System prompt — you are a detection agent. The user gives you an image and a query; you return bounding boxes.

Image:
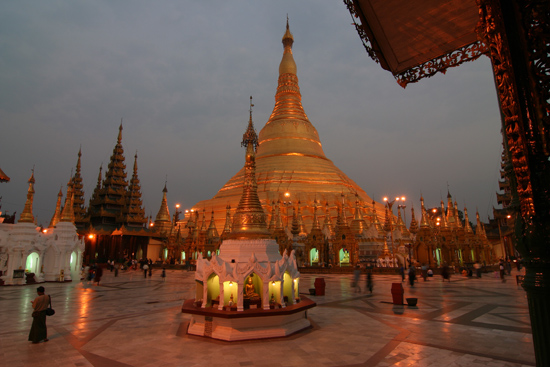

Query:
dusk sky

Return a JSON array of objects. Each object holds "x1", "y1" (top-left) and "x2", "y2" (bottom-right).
[{"x1": 0, "y1": 1, "x2": 503, "y2": 226}]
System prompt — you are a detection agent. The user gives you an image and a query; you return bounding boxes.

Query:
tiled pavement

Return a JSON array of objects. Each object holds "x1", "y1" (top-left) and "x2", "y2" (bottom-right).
[{"x1": 0, "y1": 267, "x2": 534, "y2": 367}]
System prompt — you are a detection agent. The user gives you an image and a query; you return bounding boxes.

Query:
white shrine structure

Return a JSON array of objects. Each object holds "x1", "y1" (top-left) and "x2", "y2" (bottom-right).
[
  {"x1": 0, "y1": 172, "x2": 84, "y2": 285},
  {"x1": 182, "y1": 101, "x2": 315, "y2": 341}
]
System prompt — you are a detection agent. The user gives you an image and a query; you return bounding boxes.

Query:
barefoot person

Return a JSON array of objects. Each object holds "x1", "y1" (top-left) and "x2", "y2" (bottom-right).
[{"x1": 29, "y1": 286, "x2": 50, "y2": 344}]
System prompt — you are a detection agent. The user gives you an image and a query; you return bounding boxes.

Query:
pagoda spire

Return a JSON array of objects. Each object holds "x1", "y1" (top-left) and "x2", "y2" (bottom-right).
[
  {"x1": 268, "y1": 201, "x2": 277, "y2": 231},
  {"x1": 371, "y1": 200, "x2": 384, "y2": 235},
  {"x1": 420, "y1": 195, "x2": 430, "y2": 228},
  {"x1": 440, "y1": 200, "x2": 448, "y2": 228},
  {"x1": 409, "y1": 207, "x2": 418, "y2": 234},
  {"x1": 49, "y1": 187, "x2": 63, "y2": 228},
  {"x1": 295, "y1": 200, "x2": 307, "y2": 236},
  {"x1": 60, "y1": 175, "x2": 75, "y2": 223},
  {"x1": 454, "y1": 200, "x2": 463, "y2": 229},
  {"x1": 229, "y1": 98, "x2": 270, "y2": 239},
  {"x1": 19, "y1": 169, "x2": 35, "y2": 223},
  {"x1": 322, "y1": 202, "x2": 334, "y2": 237},
  {"x1": 259, "y1": 18, "x2": 324, "y2": 159},
  {"x1": 464, "y1": 206, "x2": 474, "y2": 233},
  {"x1": 88, "y1": 124, "x2": 128, "y2": 228},
  {"x1": 72, "y1": 148, "x2": 87, "y2": 227},
  {"x1": 121, "y1": 153, "x2": 146, "y2": 227},
  {"x1": 206, "y1": 209, "x2": 219, "y2": 238},
  {"x1": 154, "y1": 182, "x2": 171, "y2": 234},
  {"x1": 311, "y1": 200, "x2": 321, "y2": 231},
  {"x1": 275, "y1": 200, "x2": 284, "y2": 230},
  {"x1": 222, "y1": 205, "x2": 232, "y2": 237}
]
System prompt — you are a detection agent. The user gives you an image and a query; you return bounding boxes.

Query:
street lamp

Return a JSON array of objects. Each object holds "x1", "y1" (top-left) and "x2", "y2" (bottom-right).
[{"x1": 174, "y1": 204, "x2": 182, "y2": 226}]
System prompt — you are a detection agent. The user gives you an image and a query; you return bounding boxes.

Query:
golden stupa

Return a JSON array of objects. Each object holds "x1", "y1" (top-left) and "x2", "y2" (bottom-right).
[{"x1": 192, "y1": 20, "x2": 385, "y2": 230}]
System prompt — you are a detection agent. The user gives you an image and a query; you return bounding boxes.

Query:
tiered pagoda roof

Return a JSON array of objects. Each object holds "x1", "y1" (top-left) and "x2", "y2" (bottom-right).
[
  {"x1": 72, "y1": 148, "x2": 88, "y2": 229},
  {"x1": 118, "y1": 153, "x2": 147, "y2": 227},
  {"x1": 88, "y1": 124, "x2": 130, "y2": 229}
]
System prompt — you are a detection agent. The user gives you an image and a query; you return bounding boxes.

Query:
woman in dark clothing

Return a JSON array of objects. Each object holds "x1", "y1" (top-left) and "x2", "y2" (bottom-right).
[{"x1": 29, "y1": 286, "x2": 50, "y2": 343}]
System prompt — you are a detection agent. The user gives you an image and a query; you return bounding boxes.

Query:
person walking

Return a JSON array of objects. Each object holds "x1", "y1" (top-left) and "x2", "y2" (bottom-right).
[
  {"x1": 94, "y1": 265, "x2": 103, "y2": 285},
  {"x1": 161, "y1": 268, "x2": 166, "y2": 281},
  {"x1": 29, "y1": 286, "x2": 50, "y2": 344},
  {"x1": 400, "y1": 266, "x2": 405, "y2": 282},
  {"x1": 366, "y1": 271, "x2": 373, "y2": 294},
  {"x1": 408, "y1": 266, "x2": 416, "y2": 286},
  {"x1": 441, "y1": 264, "x2": 451, "y2": 282},
  {"x1": 353, "y1": 265, "x2": 361, "y2": 293},
  {"x1": 499, "y1": 260, "x2": 506, "y2": 282},
  {"x1": 143, "y1": 263, "x2": 149, "y2": 278},
  {"x1": 421, "y1": 263, "x2": 428, "y2": 281}
]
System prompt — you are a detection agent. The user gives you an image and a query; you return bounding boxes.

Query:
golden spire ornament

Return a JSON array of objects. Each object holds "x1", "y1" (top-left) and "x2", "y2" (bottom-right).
[
  {"x1": 19, "y1": 169, "x2": 36, "y2": 223},
  {"x1": 229, "y1": 97, "x2": 270, "y2": 239}
]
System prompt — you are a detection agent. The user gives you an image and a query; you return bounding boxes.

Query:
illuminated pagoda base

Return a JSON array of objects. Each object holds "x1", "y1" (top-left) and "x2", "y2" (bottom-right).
[{"x1": 182, "y1": 240, "x2": 315, "y2": 341}]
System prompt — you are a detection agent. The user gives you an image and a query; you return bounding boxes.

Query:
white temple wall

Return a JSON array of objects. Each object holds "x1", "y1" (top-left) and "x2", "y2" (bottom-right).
[{"x1": 0, "y1": 221, "x2": 83, "y2": 285}]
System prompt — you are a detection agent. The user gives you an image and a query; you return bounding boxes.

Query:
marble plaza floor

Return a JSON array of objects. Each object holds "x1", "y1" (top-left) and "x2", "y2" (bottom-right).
[{"x1": 0, "y1": 267, "x2": 535, "y2": 367}]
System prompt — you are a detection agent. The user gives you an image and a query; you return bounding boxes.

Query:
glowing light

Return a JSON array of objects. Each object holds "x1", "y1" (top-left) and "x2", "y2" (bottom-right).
[
  {"x1": 432, "y1": 209, "x2": 437, "y2": 213},
  {"x1": 229, "y1": 281, "x2": 233, "y2": 286},
  {"x1": 401, "y1": 196, "x2": 406, "y2": 201},
  {"x1": 42, "y1": 229, "x2": 48, "y2": 233},
  {"x1": 88, "y1": 234, "x2": 95, "y2": 239},
  {"x1": 272, "y1": 281, "x2": 276, "y2": 286},
  {"x1": 507, "y1": 214, "x2": 512, "y2": 219},
  {"x1": 284, "y1": 192, "x2": 290, "y2": 198},
  {"x1": 176, "y1": 204, "x2": 180, "y2": 209},
  {"x1": 383, "y1": 197, "x2": 388, "y2": 202}
]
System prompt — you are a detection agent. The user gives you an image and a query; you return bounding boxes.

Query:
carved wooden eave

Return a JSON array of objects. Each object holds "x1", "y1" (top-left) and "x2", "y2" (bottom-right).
[{"x1": 344, "y1": 0, "x2": 489, "y2": 87}]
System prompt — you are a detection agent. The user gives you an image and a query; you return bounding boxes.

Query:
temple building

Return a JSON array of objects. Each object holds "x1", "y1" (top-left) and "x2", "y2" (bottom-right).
[
  {"x1": 82, "y1": 124, "x2": 151, "y2": 263},
  {"x1": 0, "y1": 171, "x2": 84, "y2": 285},
  {"x1": 183, "y1": 20, "x2": 388, "y2": 267}
]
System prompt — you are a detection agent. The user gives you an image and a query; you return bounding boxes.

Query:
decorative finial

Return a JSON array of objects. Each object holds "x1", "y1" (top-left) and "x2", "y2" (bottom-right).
[
  {"x1": 117, "y1": 121, "x2": 123, "y2": 144},
  {"x1": 242, "y1": 96, "x2": 258, "y2": 150}
]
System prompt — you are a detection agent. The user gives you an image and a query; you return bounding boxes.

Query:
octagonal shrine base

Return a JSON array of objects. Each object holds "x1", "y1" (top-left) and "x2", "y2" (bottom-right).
[{"x1": 182, "y1": 297, "x2": 316, "y2": 341}]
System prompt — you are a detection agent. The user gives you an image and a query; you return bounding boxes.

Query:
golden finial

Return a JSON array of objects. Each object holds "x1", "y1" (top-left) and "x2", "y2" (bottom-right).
[
  {"x1": 118, "y1": 119, "x2": 123, "y2": 144},
  {"x1": 61, "y1": 174, "x2": 75, "y2": 223},
  {"x1": 19, "y1": 168, "x2": 36, "y2": 223},
  {"x1": 229, "y1": 101, "x2": 270, "y2": 239},
  {"x1": 279, "y1": 17, "x2": 296, "y2": 75}
]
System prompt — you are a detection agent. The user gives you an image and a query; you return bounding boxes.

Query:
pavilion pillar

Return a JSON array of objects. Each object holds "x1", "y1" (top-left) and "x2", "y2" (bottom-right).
[{"x1": 477, "y1": 1, "x2": 550, "y2": 365}]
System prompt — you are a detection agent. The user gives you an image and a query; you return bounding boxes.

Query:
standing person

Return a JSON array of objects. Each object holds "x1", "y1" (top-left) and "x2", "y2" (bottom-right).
[
  {"x1": 143, "y1": 263, "x2": 149, "y2": 278},
  {"x1": 148, "y1": 262, "x2": 153, "y2": 277},
  {"x1": 366, "y1": 271, "x2": 373, "y2": 294},
  {"x1": 94, "y1": 265, "x2": 103, "y2": 285},
  {"x1": 399, "y1": 266, "x2": 405, "y2": 282},
  {"x1": 474, "y1": 262, "x2": 482, "y2": 278},
  {"x1": 161, "y1": 268, "x2": 166, "y2": 281},
  {"x1": 441, "y1": 264, "x2": 450, "y2": 282},
  {"x1": 29, "y1": 286, "x2": 50, "y2": 344},
  {"x1": 353, "y1": 265, "x2": 361, "y2": 293},
  {"x1": 421, "y1": 263, "x2": 428, "y2": 281},
  {"x1": 408, "y1": 266, "x2": 416, "y2": 286},
  {"x1": 499, "y1": 260, "x2": 506, "y2": 282},
  {"x1": 114, "y1": 263, "x2": 119, "y2": 277}
]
